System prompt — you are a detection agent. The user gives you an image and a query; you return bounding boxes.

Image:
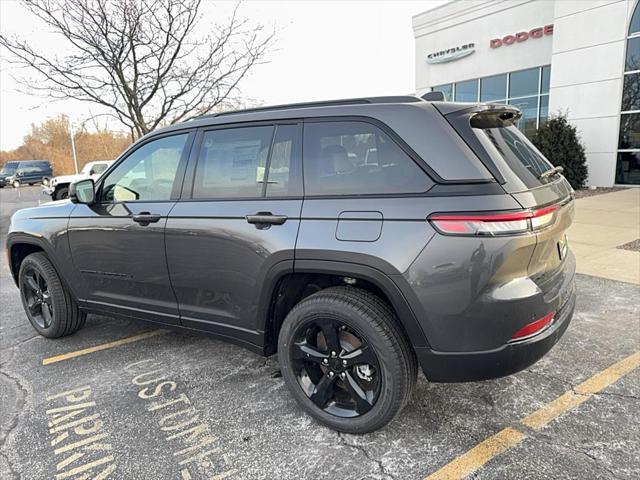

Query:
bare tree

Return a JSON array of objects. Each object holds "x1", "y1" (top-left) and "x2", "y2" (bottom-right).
[{"x1": 1, "y1": 0, "x2": 275, "y2": 138}]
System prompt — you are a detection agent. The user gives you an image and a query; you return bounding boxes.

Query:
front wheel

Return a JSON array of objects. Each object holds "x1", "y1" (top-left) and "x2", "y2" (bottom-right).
[
  {"x1": 54, "y1": 186, "x2": 69, "y2": 200},
  {"x1": 12, "y1": 180, "x2": 20, "y2": 188},
  {"x1": 278, "y1": 286, "x2": 417, "y2": 434},
  {"x1": 19, "y1": 252, "x2": 86, "y2": 338}
]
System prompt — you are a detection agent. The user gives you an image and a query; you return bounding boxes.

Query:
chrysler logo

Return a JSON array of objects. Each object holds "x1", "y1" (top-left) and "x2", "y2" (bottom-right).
[{"x1": 426, "y1": 43, "x2": 475, "y2": 64}]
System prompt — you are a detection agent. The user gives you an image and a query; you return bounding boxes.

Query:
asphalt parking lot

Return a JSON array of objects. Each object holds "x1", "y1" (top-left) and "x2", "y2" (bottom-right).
[{"x1": 1, "y1": 186, "x2": 639, "y2": 480}]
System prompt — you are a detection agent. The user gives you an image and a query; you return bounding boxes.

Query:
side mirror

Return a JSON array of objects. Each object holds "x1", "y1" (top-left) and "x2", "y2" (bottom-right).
[
  {"x1": 69, "y1": 179, "x2": 95, "y2": 204},
  {"x1": 16, "y1": 171, "x2": 24, "y2": 177}
]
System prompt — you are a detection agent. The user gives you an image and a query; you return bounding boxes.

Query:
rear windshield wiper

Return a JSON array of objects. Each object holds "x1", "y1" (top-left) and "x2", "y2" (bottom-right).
[{"x1": 539, "y1": 166, "x2": 564, "y2": 180}]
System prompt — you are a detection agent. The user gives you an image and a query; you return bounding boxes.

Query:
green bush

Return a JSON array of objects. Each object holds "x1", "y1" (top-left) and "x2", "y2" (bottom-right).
[{"x1": 532, "y1": 114, "x2": 588, "y2": 189}]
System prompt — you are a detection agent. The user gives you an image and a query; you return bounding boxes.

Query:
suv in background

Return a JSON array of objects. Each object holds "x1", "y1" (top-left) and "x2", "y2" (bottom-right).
[
  {"x1": 42, "y1": 160, "x2": 114, "y2": 200},
  {"x1": 7, "y1": 96, "x2": 576, "y2": 433},
  {"x1": 0, "y1": 160, "x2": 52, "y2": 188}
]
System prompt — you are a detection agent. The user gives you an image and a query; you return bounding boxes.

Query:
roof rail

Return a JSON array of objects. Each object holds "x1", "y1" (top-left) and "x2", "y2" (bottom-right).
[{"x1": 194, "y1": 96, "x2": 423, "y2": 120}]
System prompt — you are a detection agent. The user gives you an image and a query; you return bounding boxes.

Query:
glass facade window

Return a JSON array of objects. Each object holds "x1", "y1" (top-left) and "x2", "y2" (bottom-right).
[
  {"x1": 509, "y1": 68, "x2": 539, "y2": 98},
  {"x1": 619, "y1": 113, "x2": 640, "y2": 149},
  {"x1": 616, "y1": 152, "x2": 640, "y2": 184},
  {"x1": 541, "y1": 66, "x2": 551, "y2": 94},
  {"x1": 617, "y1": 1, "x2": 640, "y2": 184},
  {"x1": 480, "y1": 74, "x2": 507, "y2": 102},
  {"x1": 626, "y1": 36, "x2": 640, "y2": 72},
  {"x1": 539, "y1": 95, "x2": 549, "y2": 127},
  {"x1": 432, "y1": 84, "x2": 453, "y2": 101},
  {"x1": 454, "y1": 79, "x2": 478, "y2": 102},
  {"x1": 630, "y1": 3, "x2": 640, "y2": 35},
  {"x1": 622, "y1": 72, "x2": 640, "y2": 112},
  {"x1": 511, "y1": 96, "x2": 539, "y2": 138},
  {"x1": 433, "y1": 66, "x2": 549, "y2": 139}
]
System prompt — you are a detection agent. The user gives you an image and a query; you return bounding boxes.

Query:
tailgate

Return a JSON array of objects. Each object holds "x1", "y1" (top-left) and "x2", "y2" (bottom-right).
[{"x1": 443, "y1": 104, "x2": 576, "y2": 290}]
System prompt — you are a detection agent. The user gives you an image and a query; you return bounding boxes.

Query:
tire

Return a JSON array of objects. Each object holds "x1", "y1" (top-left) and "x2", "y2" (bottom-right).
[
  {"x1": 29, "y1": 183, "x2": 35, "y2": 186},
  {"x1": 12, "y1": 180, "x2": 20, "y2": 188},
  {"x1": 18, "y1": 252, "x2": 86, "y2": 338},
  {"x1": 278, "y1": 286, "x2": 417, "y2": 434},
  {"x1": 54, "y1": 186, "x2": 69, "y2": 200}
]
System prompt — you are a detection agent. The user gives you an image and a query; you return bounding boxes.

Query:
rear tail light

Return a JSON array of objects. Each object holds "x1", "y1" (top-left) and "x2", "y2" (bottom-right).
[
  {"x1": 509, "y1": 311, "x2": 555, "y2": 342},
  {"x1": 430, "y1": 204, "x2": 559, "y2": 236}
]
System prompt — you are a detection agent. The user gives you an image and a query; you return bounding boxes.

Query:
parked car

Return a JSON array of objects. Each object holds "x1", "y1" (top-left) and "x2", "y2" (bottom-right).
[
  {"x1": 0, "y1": 160, "x2": 52, "y2": 188},
  {"x1": 42, "y1": 160, "x2": 114, "y2": 200},
  {"x1": 7, "y1": 96, "x2": 576, "y2": 433}
]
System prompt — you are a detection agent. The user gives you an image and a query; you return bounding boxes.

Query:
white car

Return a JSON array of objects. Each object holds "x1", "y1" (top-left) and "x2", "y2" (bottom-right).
[{"x1": 42, "y1": 160, "x2": 114, "y2": 200}]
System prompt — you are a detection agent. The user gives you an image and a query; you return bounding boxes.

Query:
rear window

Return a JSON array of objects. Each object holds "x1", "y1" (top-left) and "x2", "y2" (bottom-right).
[{"x1": 473, "y1": 124, "x2": 554, "y2": 189}]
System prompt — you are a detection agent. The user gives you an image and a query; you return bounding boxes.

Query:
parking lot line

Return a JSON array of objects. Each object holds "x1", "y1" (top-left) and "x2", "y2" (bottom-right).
[
  {"x1": 42, "y1": 330, "x2": 168, "y2": 365},
  {"x1": 425, "y1": 351, "x2": 640, "y2": 480}
]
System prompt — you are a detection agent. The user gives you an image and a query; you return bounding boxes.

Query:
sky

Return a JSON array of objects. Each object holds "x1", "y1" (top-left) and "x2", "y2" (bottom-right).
[{"x1": 0, "y1": 0, "x2": 447, "y2": 151}]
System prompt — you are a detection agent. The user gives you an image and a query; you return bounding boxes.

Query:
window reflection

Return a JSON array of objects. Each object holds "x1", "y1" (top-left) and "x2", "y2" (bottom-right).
[
  {"x1": 630, "y1": 1, "x2": 640, "y2": 35},
  {"x1": 539, "y1": 95, "x2": 549, "y2": 127},
  {"x1": 541, "y1": 66, "x2": 551, "y2": 94},
  {"x1": 626, "y1": 37, "x2": 640, "y2": 72},
  {"x1": 622, "y1": 72, "x2": 640, "y2": 111},
  {"x1": 454, "y1": 79, "x2": 478, "y2": 102},
  {"x1": 509, "y1": 96, "x2": 538, "y2": 138},
  {"x1": 432, "y1": 84, "x2": 453, "y2": 101},
  {"x1": 616, "y1": 152, "x2": 640, "y2": 184},
  {"x1": 509, "y1": 68, "x2": 539, "y2": 98},
  {"x1": 619, "y1": 113, "x2": 640, "y2": 149},
  {"x1": 480, "y1": 74, "x2": 507, "y2": 102}
]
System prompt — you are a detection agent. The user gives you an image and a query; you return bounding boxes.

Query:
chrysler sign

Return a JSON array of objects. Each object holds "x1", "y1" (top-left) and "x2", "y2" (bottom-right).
[{"x1": 426, "y1": 43, "x2": 475, "y2": 64}]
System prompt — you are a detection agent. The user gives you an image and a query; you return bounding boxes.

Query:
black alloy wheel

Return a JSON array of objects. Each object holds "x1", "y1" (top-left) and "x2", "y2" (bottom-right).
[
  {"x1": 21, "y1": 266, "x2": 54, "y2": 329},
  {"x1": 18, "y1": 252, "x2": 86, "y2": 338},
  {"x1": 291, "y1": 318, "x2": 381, "y2": 417},
  {"x1": 278, "y1": 286, "x2": 417, "y2": 433}
]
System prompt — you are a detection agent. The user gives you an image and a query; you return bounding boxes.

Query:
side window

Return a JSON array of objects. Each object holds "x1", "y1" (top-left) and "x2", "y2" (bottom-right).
[
  {"x1": 265, "y1": 124, "x2": 301, "y2": 197},
  {"x1": 92, "y1": 163, "x2": 109, "y2": 174},
  {"x1": 193, "y1": 126, "x2": 273, "y2": 199},
  {"x1": 100, "y1": 133, "x2": 188, "y2": 202},
  {"x1": 303, "y1": 121, "x2": 432, "y2": 196}
]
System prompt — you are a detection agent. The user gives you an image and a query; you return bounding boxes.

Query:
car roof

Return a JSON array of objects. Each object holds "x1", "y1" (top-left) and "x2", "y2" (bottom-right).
[{"x1": 152, "y1": 96, "x2": 430, "y2": 135}]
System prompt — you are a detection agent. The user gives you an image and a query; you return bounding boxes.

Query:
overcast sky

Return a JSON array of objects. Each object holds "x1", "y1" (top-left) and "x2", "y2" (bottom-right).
[{"x1": 0, "y1": 0, "x2": 446, "y2": 151}]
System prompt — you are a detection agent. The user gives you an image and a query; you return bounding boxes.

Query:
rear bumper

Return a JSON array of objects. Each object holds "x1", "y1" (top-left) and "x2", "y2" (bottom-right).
[{"x1": 416, "y1": 280, "x2": 575, "y2": 382}]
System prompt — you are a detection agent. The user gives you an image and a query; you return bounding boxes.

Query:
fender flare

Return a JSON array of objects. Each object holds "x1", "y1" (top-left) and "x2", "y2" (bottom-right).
[
  {"x1": 261, "y1": 258, "x2": 431, "y2": 350},
  {"x1": 6, "y1": 233, "x2": 81, "y2": 302}
]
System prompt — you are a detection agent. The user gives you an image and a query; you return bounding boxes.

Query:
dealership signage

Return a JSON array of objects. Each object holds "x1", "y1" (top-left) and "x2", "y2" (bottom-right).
[
  {"x1": 490, "y1": 24, "x2": 554, "y2": 48},
  {"x1": 426, "y1": 43, "x2": 475, "y2": 64}
]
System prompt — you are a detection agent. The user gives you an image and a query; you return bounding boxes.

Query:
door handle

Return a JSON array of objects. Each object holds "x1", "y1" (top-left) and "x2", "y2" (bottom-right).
[
  {"x1": 245, "y1": 212, "x2": 288, "y2": 229},
  {"x1": 132, "y1": 212, "x2": 162, "y2": 225}
]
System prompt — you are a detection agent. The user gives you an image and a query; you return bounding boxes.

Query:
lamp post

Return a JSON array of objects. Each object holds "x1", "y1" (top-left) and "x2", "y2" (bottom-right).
[{"x1": 69, "y1": 125, "x2": 79, "y2": 174}]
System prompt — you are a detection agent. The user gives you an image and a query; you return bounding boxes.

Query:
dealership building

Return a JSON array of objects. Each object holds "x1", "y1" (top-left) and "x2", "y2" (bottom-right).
[{"x1": 413, "y1": 0, "x2": 640, "y2": 186}]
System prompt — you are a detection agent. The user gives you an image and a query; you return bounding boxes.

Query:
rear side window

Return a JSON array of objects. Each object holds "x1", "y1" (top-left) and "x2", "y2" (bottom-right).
[
  {"x1": 193, "y1": 124, "x2": 301, "y2": 199},
  {"x1": 303, "y1": 121, "x2": 431, "y2": 196},
  {"x1": 473, "y1": 125, "x2": 553, "y2": 188}
]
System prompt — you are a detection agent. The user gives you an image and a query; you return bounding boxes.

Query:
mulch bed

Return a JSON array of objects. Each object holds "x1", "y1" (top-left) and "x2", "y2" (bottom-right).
[{"x1": 617, "y1": 239, "x2": 640, "y2": 252}]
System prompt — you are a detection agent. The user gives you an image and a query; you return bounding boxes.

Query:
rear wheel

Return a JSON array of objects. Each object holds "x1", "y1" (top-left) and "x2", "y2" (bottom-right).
[
  {"x1": 19, "y1": 253, "x2": 86, "y2": 338},
  {"x1": 278, "y1": 286, "x2": 417, "y2": 433},
  {"x1": 54, "y1": 186, "x2": 69, "y2": 200}
]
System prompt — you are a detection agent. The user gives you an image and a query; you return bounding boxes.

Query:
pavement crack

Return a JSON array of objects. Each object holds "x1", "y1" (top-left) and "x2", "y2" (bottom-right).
[
  {"x1": 337, "y1": 433, "x2": 396, "y2": 480},
  {"x1": 0, "y1": 368, "x2": 29, "y2": 480},
  {"x1": 589, "y1": 391, "x2": 640, "y2": 401},
  {"x1": 527, "y1": 431, "x2": 626, "y2": 480}
]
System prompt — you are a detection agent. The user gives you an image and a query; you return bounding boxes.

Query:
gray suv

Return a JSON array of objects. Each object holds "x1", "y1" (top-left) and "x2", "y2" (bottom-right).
[{"x1": 7, "y1": 96, "x2": 576, "y2": 433}]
